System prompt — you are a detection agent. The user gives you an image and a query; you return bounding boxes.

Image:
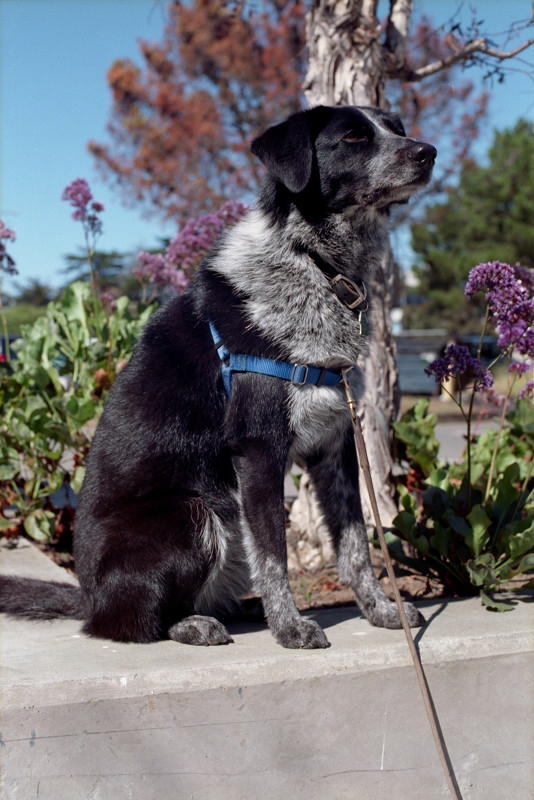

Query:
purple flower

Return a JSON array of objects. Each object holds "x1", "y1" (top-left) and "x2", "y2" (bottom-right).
[
  {"x1": 62, "y1": 179, "x2": 104, "y2": 239},
  {"x1": 465, "y1": 261, "x2": 534, "y2": 360},
  {"x1": 0, "y1": 221, "x2": 16, "y2": 243},
  {"x1": 134, "y1": 201, "x2": 249, "y2": 298},
  {"x1": 0, "y1": 219, "x2": 17, "y2": 276},
  {"x1": 519, "y1": 379, "x2": 534, "y2": 401},
  {"x1": 508, "y1": 361, "x2": 531, "y2": 376},
  {"x1": 425, "y1": 344, "x2": 494, "y2": 392},
  {"x1": 484, "y1": 387, "x2": 507, "y2": 408},
  {"x1": 166, "y1": 201, "x2": 249, "y2": 272},
  {"x1": 62, "y1": 178, "x2": 93, "y2": 220}
]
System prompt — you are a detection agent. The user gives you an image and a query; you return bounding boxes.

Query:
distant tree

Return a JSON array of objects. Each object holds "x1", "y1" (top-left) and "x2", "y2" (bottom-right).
[
  {"x1": 62, "y1": 249, "x2": 129, "y2": 290},
  {"x1": 12, "y1": 279, "x2": 55, "y2": 307},
  {"x1": 407, "y1": 119, "x2": 534, "y2": 333},
  {"x1": 89, "y1": 0, "x2": 307, "y2": 221}
]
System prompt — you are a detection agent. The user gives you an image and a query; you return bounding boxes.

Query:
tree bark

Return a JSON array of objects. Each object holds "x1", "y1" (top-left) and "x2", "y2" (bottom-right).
[{"x1": 290, "y1": 1, "x2": 411, "y2": 555}]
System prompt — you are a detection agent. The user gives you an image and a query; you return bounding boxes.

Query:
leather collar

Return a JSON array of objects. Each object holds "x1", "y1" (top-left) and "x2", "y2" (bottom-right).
[{"x1": 308, "y1": 251, "x2": 368, "y2": 313}]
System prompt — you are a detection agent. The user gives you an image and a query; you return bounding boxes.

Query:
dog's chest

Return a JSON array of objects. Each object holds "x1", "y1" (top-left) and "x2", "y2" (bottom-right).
[{"x1": 287, "y1": 383, "x2": 348, "y2": 461}]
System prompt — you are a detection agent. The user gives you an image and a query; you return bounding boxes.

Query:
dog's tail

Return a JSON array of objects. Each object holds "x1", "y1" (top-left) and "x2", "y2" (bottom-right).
[{"x1": 0, "y1": 576, "x2": 84, "y2": 620}]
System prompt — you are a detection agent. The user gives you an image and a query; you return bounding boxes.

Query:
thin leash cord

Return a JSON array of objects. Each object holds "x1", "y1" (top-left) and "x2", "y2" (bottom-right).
[{"x1": 341, "y1": 370, "x2": 463, "y2": 800}]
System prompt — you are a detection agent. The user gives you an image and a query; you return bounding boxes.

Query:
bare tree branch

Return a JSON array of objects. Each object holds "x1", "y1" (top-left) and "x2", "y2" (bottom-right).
[{"x1": 398, "y1": 35, "x2": 534, "y2": 82}]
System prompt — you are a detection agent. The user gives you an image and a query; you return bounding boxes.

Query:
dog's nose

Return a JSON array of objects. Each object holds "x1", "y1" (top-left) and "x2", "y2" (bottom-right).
[{"x1": 410, "y1": 143, "x2": 437, "y2": 165}]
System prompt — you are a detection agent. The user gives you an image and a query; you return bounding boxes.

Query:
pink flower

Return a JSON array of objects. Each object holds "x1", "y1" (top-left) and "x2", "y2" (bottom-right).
[
  {"x1": 134, "y1": 201, "x2": 249, "y2": 298},
  {"x1": 62, "y1": 179, "x2": 104, "y2": 237},
  {"x1": 0, "y1": 218, "x2": 17, "y2": 276},
  {"x1": 0, "y1": 220, "x2": 16, "y2": 242}
]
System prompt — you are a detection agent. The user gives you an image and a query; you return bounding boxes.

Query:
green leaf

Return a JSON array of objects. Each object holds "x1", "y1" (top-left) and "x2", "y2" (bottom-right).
[
  {"x1": 422, "y1": 485, "x2": 450, "y2": 517},
  {"x1": 393, "y1": 510, "x2": 416, "y2": 542},
  {"x1": 480, "y1": 591, "x2": 515, "y2": 612},
  {"x1": 0, "y1": 464, "x2": 17, "y2": 480},
  {"x1": 466, "y1": 505, "x2": 491, "y2": 557},
  {"x1": 66, "y1": 397, "x2": 79, "y2": 415},
  {"x1": 0, "y1": 516, "x2": 19, "y2": 530},
  {"x1": 443, "y1": 510, "x2": 470, "y2": 536},
  {"x1": 70, "y1": 465, "x2": 86, "y2": 494},
  {"x1": 430, "y1": 523, "x2": 452, "y2": 558},
  {"x1": 493, "y1": 462, "x2": 521, "y2": 520},
  {"x1": 467, "y1": 553, "x2": 497, "y2": 587},
  {"x1": 507, "y1": 520, "x2": 534, "y2": 560},
  {"x1": 511, "y1": 552, "x2": 534, "y2": 575},
  {"x1": 23, "y1": 510, "x2": 55, "y2": 542},
  {"x1": 426, "y1": 468, "x2": 450, "y2": 491},
  {"x1": 73, "y1": 399, "x2": 95, "y2": 424}
]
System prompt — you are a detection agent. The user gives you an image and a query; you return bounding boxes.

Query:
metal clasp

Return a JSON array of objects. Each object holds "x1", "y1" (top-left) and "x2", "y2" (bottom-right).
[{"x1": 291, "y1": 364, "x2": 309, "y2": 384}]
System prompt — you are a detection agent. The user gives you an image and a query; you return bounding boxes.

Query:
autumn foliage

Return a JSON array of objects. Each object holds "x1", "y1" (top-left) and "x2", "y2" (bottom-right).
[
  {"x1": 89, "y1": 2, "x2": 488, "y2": 223},
  {"x1": 88, "y1": 0, "x2": 307, "y2": 222}
]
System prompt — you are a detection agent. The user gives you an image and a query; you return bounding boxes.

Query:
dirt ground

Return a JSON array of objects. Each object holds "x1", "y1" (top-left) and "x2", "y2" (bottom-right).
[{"x1": 289, "y1": 545, "x2": 445, "y2": 611}]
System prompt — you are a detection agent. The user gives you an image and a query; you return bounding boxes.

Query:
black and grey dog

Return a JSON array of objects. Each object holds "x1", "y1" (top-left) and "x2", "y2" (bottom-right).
[{"x1": 0, "y1": 106, "x2": 436, "y2": 649}]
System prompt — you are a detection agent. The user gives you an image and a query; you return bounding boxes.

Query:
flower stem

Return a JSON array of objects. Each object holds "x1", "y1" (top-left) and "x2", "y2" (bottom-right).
[
  {"x1": 484, "y1": 380, "x2": 513, "y2": 504},
  {"x1": 0, "y1": 288, "x2": 10, "y2": 363}
]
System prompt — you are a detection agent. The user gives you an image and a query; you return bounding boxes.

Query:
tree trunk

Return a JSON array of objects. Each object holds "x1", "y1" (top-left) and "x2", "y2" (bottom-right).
[{"x1": 290, "y1": 1, "x2": 412, "y2": 559}]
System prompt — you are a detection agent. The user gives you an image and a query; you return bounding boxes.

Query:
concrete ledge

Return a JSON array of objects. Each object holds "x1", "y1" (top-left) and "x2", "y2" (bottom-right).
[{"x1": 1, "y1": 541, "x2": 533, "y2": 799}]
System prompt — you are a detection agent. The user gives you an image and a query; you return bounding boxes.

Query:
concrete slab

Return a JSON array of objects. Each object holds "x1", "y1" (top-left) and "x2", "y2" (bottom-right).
[{"x1": 1, "y1": 540, "x2": 533, "y2": 800}]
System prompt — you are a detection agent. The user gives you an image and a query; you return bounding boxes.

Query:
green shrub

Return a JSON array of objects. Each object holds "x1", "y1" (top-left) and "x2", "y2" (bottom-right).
[
  {"x1": 388, "y1": 397, "x2": 534, "y2": 609},
  {"x1": 0, "y1": 283, "x2": 155, "y2": 541},
  {"x1": 384, "y1": 261, "x2": 534, "y2": 610}
]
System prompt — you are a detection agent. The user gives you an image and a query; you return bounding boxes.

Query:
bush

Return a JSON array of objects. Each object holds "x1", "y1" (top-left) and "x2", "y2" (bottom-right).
[
  {"x1": 0, "y1": 283, "x2": 155, "y2": 541},
  {"x1": 0, "y1": 180, "x2": 247, "y2": 547},
  {"x1": 385, "y1": 262, "x2": 534, "y2": 610},
  {"x1": 390, "y1": 397, "x2": 534, "y2": 609}
]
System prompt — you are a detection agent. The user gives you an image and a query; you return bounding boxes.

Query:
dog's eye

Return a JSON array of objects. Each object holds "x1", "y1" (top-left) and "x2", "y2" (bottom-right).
[{"x1": 343, "y1": 132, "x2": 367, "y2": 143}]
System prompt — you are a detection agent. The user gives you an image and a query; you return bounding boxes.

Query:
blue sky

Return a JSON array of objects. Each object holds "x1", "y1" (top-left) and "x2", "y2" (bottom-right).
[{"x1": 1, "y1": 0, "x2": 533, "y2": 296}]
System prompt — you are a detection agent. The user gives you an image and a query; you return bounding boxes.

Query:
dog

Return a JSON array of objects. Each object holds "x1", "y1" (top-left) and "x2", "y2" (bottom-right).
[{"x1": 0, "y1": 106, "x2": 436, "y2": 648}]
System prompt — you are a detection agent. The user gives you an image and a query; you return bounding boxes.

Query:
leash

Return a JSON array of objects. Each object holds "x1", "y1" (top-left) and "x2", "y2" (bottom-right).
[
  {"x1": 209, "y1": 316, "x2": 461, "y2": 795},
  {"x1": 341, "y1": 368, "x2": 463, "y2": 800}
]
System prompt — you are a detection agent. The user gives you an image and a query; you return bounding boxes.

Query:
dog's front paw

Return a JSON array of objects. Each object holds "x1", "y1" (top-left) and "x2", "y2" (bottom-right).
[
  {"x1": 367, "y1": 600, "x2": 425, "y2": 629},
  {"x1": 275, "y1": 617, "x2": 330, "y2": 649}
]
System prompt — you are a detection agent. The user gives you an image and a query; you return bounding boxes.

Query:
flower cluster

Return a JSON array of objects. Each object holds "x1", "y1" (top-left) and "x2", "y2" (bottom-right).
[
  {"x1": 0, "y1": 219, "x2": 17, "y2": 276},
  {"x1": 132, "y1": 251, "x2": 188, "y2": 295},
  {"x1": 62, "y1": 178, "x2": 105, "y2": 237},
  {"x1": 165, "y1": 201, "x2": 249, "y2": 272},
  {"x1": 425, "y1": 344, "x2": 493, "y2": 392},
  {"x1": 465, "y1": 261, "x2": 534, "y2": 363},
  {"x1": 519, "y1": 379, "x2": 534, "y2": 400},
  {"x1": 134, "y1": 200, "x2": 249, "y2": 297}
]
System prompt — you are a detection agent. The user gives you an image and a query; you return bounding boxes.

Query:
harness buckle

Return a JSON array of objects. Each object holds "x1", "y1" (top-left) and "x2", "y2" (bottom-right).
[{"x1": 291, "y1": 364, "x2": 309, "y2": 385}]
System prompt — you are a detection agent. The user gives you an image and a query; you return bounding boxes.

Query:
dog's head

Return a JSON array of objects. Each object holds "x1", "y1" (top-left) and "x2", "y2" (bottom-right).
[{"x1": 251, "y1": 106, "x2": 436, "y2": 213}]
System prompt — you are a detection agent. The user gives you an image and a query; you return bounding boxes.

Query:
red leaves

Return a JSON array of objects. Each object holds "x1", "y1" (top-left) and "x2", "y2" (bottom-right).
[{"x1": 89, "y1": 0, "x2": 306, "y2": 223}]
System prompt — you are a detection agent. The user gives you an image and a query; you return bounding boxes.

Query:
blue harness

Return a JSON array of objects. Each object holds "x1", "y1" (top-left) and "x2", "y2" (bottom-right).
[{"x1": 209, "y1": 320, "x2": 348, "y2": 397}]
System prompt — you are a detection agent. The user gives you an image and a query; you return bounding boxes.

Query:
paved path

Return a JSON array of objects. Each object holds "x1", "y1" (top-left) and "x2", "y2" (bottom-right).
[{"x1": 1, "y1": 540, "x2": 533, "y2": 799}]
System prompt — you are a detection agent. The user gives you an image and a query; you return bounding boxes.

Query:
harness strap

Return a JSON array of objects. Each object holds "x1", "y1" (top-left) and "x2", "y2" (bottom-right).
[{"x1": 209, "y1": 320, "x2": 347, "y2": 397}]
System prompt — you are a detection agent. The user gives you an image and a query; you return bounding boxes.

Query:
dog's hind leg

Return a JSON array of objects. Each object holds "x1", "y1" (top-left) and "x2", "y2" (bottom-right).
[
  {"x1": 305, "y1": 426, "x2": 425, "y2": 629},
  {"x1": 168, "y1": 615, "x2": 233, "y2": 645}
]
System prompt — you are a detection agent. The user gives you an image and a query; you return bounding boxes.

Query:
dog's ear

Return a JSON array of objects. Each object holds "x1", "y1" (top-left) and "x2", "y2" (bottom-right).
[{"x1": 251, "y1": 111, "x2": 313, "y2": 194}]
